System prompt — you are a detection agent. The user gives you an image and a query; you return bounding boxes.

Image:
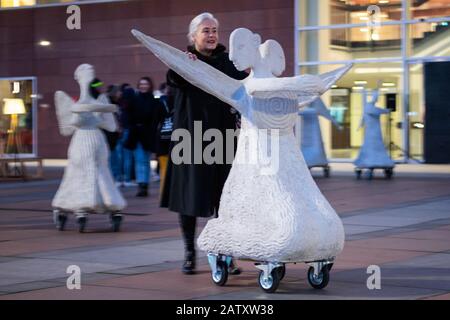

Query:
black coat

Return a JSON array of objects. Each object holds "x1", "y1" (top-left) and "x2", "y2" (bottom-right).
[
  {"x1": 160, "y1": 44, "x2": 248, "y2": 217},
  {"x1": 125, "y1": 92, "x2": 165, "y2": 153}
]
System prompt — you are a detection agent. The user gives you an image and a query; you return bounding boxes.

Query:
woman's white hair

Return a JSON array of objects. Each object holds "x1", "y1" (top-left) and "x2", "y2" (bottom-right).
[{"x1": 187, "y1": 12, "x2": 219, "y2": 45}]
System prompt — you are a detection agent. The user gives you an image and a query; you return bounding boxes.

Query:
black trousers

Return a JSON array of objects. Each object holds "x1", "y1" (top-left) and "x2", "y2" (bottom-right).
[{"x1": 179, "y1": 214, "x2": 197, "y2": 253}]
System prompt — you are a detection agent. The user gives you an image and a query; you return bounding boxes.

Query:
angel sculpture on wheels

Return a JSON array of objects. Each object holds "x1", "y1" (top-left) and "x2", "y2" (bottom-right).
[
  {"x1": 52, "y1": 64, "x2": 126, "y2": 233},
  {"x1": 132, "y1": 27, "x2": 350, "y2": 293},
  {"x1": 354, "y1": 84, "x2": 395, "y2": 180},
  {"x1": 299, "y1": 97, "x2": 341, "y2": 178}
]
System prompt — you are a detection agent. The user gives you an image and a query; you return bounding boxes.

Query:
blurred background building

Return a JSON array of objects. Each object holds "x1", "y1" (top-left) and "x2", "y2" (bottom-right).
[{"x1": 0, "y1": 0, "x2": 449, "y2": 163}]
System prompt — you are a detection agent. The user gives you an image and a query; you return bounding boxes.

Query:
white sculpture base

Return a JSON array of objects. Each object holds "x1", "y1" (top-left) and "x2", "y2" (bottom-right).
[
  {"x1": 354, "y1": 113, "x2": 395, "y2": 169},
  {"x1": 52, "y1": 128, "x2": 126, "y2": 213}
]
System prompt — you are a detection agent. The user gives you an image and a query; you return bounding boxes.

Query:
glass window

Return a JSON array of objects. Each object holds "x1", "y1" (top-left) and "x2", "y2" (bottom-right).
[
  {"x1": 409, "y1": 63, "x2": 424, "y2": 160},
  {"x1": 411, "y1": 22, "x2": 450, "y2": 58},
  {"x1": 298, "y1": 25, "x2": 402, "y2": 63},
  {"x1": 0, "y1": 0, "x2": 36, "y2": 7},
  {"x1": 0, "y1": 79, "x2": 35, "y2": 156},
  {"x1": 410, "y1": 0, "x2": 450, "y2": 20},
  {"x1": 298, "y1": 62, "x2": 404, "y2": 160},
  {"x1": 1, "y1": 0, "x2": 113, "y2": 8},
  {"x1": 298, "y1": 0, "x2": 403, "y2": 27}
]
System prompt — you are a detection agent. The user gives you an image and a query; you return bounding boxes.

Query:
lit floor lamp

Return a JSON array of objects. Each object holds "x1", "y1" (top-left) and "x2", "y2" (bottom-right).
[{"x1": 3, "y1": 98, "x2": 26, "y2": 176}]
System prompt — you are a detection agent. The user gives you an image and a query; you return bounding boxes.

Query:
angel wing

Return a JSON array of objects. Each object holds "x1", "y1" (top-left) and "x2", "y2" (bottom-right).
[
  {"x1": 297, "y1": 64, "x2": 352, "y2": 108},
  {"x1": 54, "y1": 91, "x2": 76, "y2": 136},
  {"x1": 95, "y1": 94, "x2": 118, "y2": 132},
  {"x1": 312, "y1": 98, "x2": 340, "y2": 128},
  {"x1": 131, "y1": 29, "x2": 245, "y2": 113}
]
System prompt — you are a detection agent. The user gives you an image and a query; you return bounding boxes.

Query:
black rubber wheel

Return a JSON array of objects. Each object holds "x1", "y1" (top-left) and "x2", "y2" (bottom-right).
[
  {"x1": 111, "y1": 215, "x2": 123, "y2": 232},
  {"x1": 276, "y1": 265, "x2": 286, "y2": 281},
  {"x1": 324, "y1": 167, "x2": 330, "y2": 178},
  {"x1": 384, "y1": 168, "x2": 393, "y2": 179},
  {"x1": 56, "y1": 214, "x2": 67, "y2": 231},
  {"x1": 368, "y1": 169, "x2": 374, "y2": 180},
  {"x1": 356, "y1": 169, "x2": 362, "y2": 180},
  {"x1": 212, "y1": 260, "x2": 228, "y2": 286},
  {"x1": 258, "y1": 269, "x2": 281, "y2": 293},
  {"x1": 77, "y1": 217, "x2": 87, "y2": 233},
  {"x1": 307, "y1": 266, "x2": 330, "y2": 289}
]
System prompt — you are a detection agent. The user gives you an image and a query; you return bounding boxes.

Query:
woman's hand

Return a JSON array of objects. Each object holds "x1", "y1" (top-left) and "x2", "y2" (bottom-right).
[{"x1": 185, "y1": 52, "x2": 198, "y2": 61}]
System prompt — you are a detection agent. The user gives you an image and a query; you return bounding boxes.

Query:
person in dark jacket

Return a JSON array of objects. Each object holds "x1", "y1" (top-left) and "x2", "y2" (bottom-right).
[
  {"x1": 160, "y1": 12, "x2": 248, "y2": 274},
  {"x1": 155, "y1": 83, "x2": 174, "y2": 199},
  {"x1": 126, "y1": 77, "x2": 165, "y2": 197},
  {"x1": 90, "y1": 79, "x2": 120, "y2": 158}
]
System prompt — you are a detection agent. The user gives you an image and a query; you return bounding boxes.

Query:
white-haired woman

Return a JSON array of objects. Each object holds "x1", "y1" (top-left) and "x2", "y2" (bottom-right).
[{"x1": 160, "y1": 12, "x2": 248, "y2": 274}]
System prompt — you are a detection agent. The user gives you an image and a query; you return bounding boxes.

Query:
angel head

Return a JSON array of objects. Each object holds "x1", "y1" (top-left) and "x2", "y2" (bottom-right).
[
  {"x1": 259, "y1": 39, "x2": 285, "y2": 77},
  {"x1": 370, "y1": 88, "x2": 380, "y2": 104},
  {"x1": 74, "y1": 64, "x2": 95, "y2": 86},
  {"x1": 229, "y1": 28, "x2": 285, "y2": 77}
]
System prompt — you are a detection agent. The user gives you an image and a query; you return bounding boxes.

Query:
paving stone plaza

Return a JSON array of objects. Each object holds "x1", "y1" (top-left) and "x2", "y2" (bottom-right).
[{"x1": 0, "y1": 163, "x2": 449, "y2": 300}]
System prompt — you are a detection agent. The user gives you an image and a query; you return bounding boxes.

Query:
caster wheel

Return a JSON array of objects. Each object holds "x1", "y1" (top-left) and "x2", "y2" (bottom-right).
[
  {"x1": 307, "y1": 266, "x2": 330, "y2": 289},
  {"x1": 258, "y1": 269, "x2": 281, "y2": 293},
  {"x1": 384, "y1": 168, "x2": 393, "y2": 179},
  {"x1": 368, "y1": 169, "x2": 374, "y2": 180},
  {"x1": 56, "y1": 214, "x2": 67, "y2": 231},
  {"x1": 276, "y1": 265, "x2": 286, "y2": 281},
  {"x1": 212, "y1": 260, "x2": 228, "y2": 286},
  {"x1": 356, "y1": 169, "x2": 362, "y2": 180},
  {"x1": 111, "y1": 214, "x2": 123, "y2": 232},
  {"x1": 77, "y1": 217, "x2": 87, "y2": 233},
  {"x1": 324, "y1": 167, "x2": 330, "y2": 178}
]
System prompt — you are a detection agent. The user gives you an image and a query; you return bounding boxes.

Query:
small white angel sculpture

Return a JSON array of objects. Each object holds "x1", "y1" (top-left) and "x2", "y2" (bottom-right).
[
  {"x1": 354, "y1": 87, "x2": 395, "y2": 179},
  {"x1": 299, "y1": 97, "x2": 340, "y2": 176},
  {"x1": 132, "y1": 27, "x2": 350, "y2": 291},
  {"x1": 52, "y1": 64, "x2": 126, "y2": 233}
]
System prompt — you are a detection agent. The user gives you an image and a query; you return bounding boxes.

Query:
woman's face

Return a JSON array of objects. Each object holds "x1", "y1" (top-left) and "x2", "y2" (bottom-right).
[
  {"x1": 229, "y1": 30, "x2": 255, "y2": 71},
  {"x1": 138, "y1": 80, "x2": 151, "y2": 93},
  {"x1": 192, "y1": 19, "x2": 219, "y2": 54}
]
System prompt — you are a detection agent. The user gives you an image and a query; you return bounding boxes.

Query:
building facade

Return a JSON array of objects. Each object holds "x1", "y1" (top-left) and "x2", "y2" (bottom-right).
[
  {"x1": 0, "y1": 0, "x2": 295, "y2": 158},
  {"x1": 0, "y1": 0, "x2": 449, "y2": 162}
]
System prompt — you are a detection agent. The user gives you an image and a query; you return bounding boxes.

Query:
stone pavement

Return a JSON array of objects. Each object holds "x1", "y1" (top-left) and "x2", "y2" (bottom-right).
[{"x1": 0, "y1": 162, "x2": 449, "y2": 300}]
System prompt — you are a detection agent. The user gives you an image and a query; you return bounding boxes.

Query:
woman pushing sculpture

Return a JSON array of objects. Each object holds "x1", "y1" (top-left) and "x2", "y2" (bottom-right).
[{"x1": 132, "y1": 26, "x2": 350, "y2": 292}]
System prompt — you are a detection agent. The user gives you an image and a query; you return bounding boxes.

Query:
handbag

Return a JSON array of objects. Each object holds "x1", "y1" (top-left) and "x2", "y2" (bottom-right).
[{"x1": 159, "y1": 96, "x2": 173, "y2": 140}]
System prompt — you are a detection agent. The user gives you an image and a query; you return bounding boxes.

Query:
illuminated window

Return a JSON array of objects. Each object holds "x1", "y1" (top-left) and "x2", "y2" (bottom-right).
[
  {"x1": 1, "y1": 0, "x2": 36, "y2": 8},
  {"x1": 0, "y1": 0, "x2": 119, "y2": 8}
]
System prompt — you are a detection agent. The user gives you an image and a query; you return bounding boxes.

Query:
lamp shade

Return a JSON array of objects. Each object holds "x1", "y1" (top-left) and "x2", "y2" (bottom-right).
[{"x1": 3, "y1": 98, "x2": 26, "y2": 115}]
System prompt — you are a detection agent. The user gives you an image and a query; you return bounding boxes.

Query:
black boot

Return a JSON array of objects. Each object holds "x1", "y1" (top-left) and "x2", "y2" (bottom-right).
[
  {"x1": 180, "y1": 214, "x2": 197, "y2": 274},
  {"x1": 228, "y1": 259, "x2": 242, "y2": 275},
  {"x1": 182, "y1": 250, "x2": 196, "y2": 275},
  {"x1": 136, "y1": 183, "x2": 148, "y2": 197}
]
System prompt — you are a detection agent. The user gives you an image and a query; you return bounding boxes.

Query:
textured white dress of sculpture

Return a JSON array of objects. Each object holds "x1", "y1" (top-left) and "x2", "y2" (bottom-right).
[
  {"x1": 52, "y1": 64, "x2": 126, "y2": 215},
  {"x1": 354, "y1": 89, "x2": 395, "y2": 169},
  {"x1": 299, "y1": 98, "x2": 340, "y2": 168},
  {"x1": 132, "y1": 28, "x2": 350, "y2": 262}
]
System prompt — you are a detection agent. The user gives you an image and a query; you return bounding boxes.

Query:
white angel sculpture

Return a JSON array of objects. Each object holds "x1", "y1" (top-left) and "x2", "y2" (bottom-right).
[
  {"x1": 132, "y1": 27, "x2": 350, "y2": 292},
  {"x1": 299, "y1": 97, "x2": 340, "y2": 177},
  {"x1": 354, "y1": 87, "x2": 395, "y2": 179},
  {"x1": 52, "y1": 64, "x2": 126, "y2": 233}
]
